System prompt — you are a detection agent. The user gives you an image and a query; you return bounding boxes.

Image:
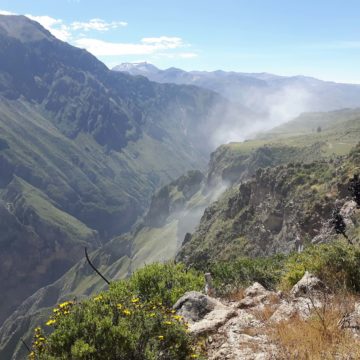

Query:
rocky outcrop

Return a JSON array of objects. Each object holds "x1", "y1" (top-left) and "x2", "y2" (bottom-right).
[
  {"x1": 173, "y1": 291, "x2": 236, "y2": 335},
  {"x1": 290, "y1": 271, "x2": 329, "y2": 298},
  {"x1": 176, "y1": 273, "x2": 333, "y2": 359}
]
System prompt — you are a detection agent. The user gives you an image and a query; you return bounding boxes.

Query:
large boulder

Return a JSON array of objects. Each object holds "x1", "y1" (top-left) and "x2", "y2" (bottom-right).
[{"x1": 173, "y1": 291, "x2": 236, "y2": 335}]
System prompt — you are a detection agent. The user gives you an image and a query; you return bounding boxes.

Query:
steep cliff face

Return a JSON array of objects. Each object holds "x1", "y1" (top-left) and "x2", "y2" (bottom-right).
[{"x1": 178, "y1": 144, "x2": 360, "y2": 267}]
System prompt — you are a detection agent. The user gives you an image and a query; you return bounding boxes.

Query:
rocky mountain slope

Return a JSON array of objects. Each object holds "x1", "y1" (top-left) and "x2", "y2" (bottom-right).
[
  {"x1": 178, "y1": 137, "x2": 360, "y2": 268},
  {"x1": 2, "y1": 108, "x2": 359, "y2": 359},
  {"x1": 0, "y1": 14, "x2": 240, "y2": 325}
]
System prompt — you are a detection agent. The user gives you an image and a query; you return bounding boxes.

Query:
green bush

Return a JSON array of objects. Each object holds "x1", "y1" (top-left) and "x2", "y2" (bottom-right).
[
  {"x1": 125, "y1": 262, "x2": 205, "y2": 307},
  {"x1": 210, "y1": 254, "x2": 286, "y2": 295},
  {"x1": 281, "y1": 241, "x2": 360, "y2": 291},
  {"x1": 29, "y1": 263, "x2": 204, "y2": 360}
]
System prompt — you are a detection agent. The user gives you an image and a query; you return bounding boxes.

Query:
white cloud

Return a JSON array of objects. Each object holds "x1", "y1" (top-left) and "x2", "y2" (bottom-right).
[
  {"x1": 25, "y1": 14, "x2": 71, "y2": 41},
  {"x1": 0, "y1": 11, "x2": 196, "y2": 61},
  {"x1": 141, "y1": 36, "x2": 183, "y2": 48},
  {"x1": 74, "y1": 36, "x2": 186, "y2": 56},
  {"x1": 0, "y1": 10, "x2": 16, "y2": 15},
  {"x1": 1, "y1": 12, "x2": 127, "y2": 42},
  {"x1": 71, "y1": 18, "x2": 127, "y2": 32}
]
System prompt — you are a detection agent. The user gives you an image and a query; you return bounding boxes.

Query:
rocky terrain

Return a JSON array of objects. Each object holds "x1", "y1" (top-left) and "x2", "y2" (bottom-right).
[
  {"x1": 178, "y1": 143, "x2": 360, "y2": 267},
  {"x1": 176, "y1": 272, "x2": 360, "y2": 359}
]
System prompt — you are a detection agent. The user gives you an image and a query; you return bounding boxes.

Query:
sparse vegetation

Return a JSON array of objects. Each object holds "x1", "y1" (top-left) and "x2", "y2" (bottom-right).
[
  {"x1": 271, "y1": 295, "x2": 360, "y2": 360},
  {"x1": 281, "y1": 241, "x2": 360, "y2": 292}
]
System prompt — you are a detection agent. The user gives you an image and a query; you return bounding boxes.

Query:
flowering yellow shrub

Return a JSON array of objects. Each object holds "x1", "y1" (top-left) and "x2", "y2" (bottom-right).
[{"x1": 29, "y1": 262, "x2": 204, "y2": 359}]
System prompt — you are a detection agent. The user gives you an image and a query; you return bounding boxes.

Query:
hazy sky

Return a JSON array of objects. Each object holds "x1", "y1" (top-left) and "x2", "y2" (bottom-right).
[{"x1": 1, "y1": 0, "x2": 360, "y2": 83}]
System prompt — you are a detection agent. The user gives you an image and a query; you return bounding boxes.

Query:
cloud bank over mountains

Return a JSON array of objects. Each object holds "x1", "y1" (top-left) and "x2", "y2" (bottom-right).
[{"x1": 0, "y1": 9, "x2": 197, "y2": 61}]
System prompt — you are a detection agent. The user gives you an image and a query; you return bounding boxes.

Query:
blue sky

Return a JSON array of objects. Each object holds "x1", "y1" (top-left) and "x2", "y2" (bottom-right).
[{"x1": 1, "y1": 0, "x2": 360, "y2": 83}]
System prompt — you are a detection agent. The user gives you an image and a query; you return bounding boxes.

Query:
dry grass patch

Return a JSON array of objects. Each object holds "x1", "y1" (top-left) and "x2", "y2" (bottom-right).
[
  {"x1": 270, "y1": 294, "x2": 360, "y2": 359},
  {"x1": 225, "y1": 288, "x2": 246, "y2": 302}
]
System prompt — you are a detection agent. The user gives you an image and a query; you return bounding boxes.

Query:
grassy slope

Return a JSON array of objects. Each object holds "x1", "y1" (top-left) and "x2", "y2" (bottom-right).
[
  {"x1": 232, "y1": 108, "x2": 360, "y2": 157},
  {"x1": 206, "y1": 109, "x2": 360, "y2": 187}
]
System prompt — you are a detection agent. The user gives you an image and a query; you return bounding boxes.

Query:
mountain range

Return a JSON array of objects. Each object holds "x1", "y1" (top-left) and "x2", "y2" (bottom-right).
[
  {"x1": 114, "y1": 62, "x2": 360, "y2": 135},
  {"x1": 0, "y1": 14, "x2": 360, "y2": 360}
]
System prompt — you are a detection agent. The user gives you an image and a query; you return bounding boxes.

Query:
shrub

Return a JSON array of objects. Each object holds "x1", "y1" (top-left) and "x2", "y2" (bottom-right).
[
  {"x1": 210, "y1": 254, "x2": 286, "y2": 296},
  {"x1": 126, "y1": 262, "x2": 204, "y2": 307},
  {"x1": 29, "y1": 263, "x2": 204, "y2": 360},
  {"x1": 281, "y1": 241, "x2": 360, "y2": 292}
]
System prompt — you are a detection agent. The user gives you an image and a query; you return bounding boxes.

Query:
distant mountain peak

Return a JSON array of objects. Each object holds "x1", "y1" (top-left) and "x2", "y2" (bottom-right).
[
  {"x1": 0, "y1": 14, "x2": 53, "y2": 42},
  {"x1": 112, "y1": 62, "x2": 160, "y2": 74}
]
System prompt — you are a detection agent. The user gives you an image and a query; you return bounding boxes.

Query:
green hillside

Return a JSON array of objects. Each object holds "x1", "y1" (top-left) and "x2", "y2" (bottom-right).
[{"x1": 0, "y1": 15, "x2": 234, "y2": 326}]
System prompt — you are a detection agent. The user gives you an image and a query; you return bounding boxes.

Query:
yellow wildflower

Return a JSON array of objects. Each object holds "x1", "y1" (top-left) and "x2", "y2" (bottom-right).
[
  {"x1": 123, "y1": 309, "x2": 131, "y2": 316},
  {"x1": 116, "y1": 303, "x2": 123, "y2": 309},
  {"x1": 163, "y1": 321, "x2": 173, "y2": 325},
  {"x1": 158, "y1": 335, "x2": 164, "y2": 341},
  {"x1": 149, "y1": 313, "x2": 156, "y2": 317},
  {"x1": 131, "y1": 297, "x2": 140, "y2": 303},
  {"x1": 94, "y1": 295, "x2": 103, "y2": 302},
  {"x1": 46, "y1": 319, "x2": 56, "y2": 326},
  {"x1": 59, "y1": 301, "x2": 71, "y2": 308},
  {"x1": 190, "y1": 355, "x2": 199, "y2": 359}
]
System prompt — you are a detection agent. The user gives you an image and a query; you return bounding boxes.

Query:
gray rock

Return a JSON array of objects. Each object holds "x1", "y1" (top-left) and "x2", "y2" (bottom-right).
[
  {"x1": 339, "y1": 302, "x2": 360, "y2": 333},
  {"x1": 291, "y1": 271, "x2": 329, "y2": 298},
  {"x1": 269, "y1": 297, "x2": 316, "y2": 323},
  {"x1": 173, "y1": 291, "x2": 236, "y2": 335},
  {"x1": 238, "y1": 282, "x2": 280, "y2": 309},
  {"x1": 173, "y1": 291, "x2": 221, "y2": 322}
]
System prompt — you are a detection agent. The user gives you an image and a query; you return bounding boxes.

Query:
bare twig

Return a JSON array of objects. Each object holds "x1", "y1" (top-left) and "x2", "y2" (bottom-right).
[
  {"x1": 84, "y1": 247, "x2": 110, "y2": 285},
  {"x1": 20, "y1": 338, "x2": 31, "y2": 354}
]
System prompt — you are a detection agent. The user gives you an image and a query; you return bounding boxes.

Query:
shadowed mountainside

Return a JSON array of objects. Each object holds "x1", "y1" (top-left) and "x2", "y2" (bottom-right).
[{"x1": 0, "y1": 15, "x2": 240, "y2": 325}]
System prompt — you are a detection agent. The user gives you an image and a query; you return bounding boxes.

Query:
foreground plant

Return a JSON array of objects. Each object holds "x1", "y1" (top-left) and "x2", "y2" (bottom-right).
[{"x1": 29, "y1": 262, "x2": 204, "y2": 360}]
